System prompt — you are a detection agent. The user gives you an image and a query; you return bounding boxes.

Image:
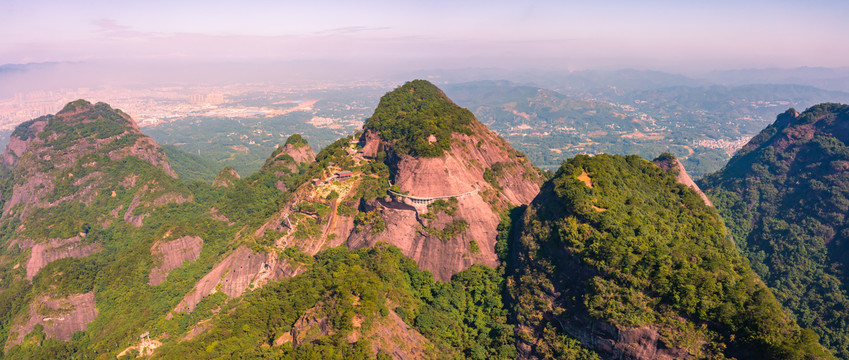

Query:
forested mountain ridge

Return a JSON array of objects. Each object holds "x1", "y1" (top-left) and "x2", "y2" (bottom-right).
[
  {"x1": 0, "y1": 84, "x2": 836, "y2": 359},
  {"x1": 0, "y1": 81, "x2": 539, "y2": 358},
  {"x1": 508, "y1": 153, "x2": 832, "y2": 359},
  {"x1": 0, "y1": 100, "x2": 202, "y2": 356},
  {"x1": 701, "y1": 103, "x2": 849, "y2": 358}
]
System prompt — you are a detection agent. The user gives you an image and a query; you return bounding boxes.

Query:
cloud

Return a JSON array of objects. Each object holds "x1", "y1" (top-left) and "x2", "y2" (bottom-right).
[
  {"x1": 91, "y1": 18, "x2": 159, "y2": 39},
  {"x1": 92, "y1": 19, "x2": 131, "y2": 32},
  {"x1": 313, "y1": 26, "x2": 391, "y2": 36}
]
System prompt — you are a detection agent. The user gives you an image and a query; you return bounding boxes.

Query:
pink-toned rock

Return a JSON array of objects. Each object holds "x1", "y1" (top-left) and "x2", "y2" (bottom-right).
[
  {"x1": 546, "y1": 316, "x2": 690, "y2": 360},
  {"x1": 653, "y1": 157, "x2": 713, "y2": 207},
  {"x1": 2, "y1": 172, "x2": 53, "y2": 218},
  {"x1": 26, "y1": 236, "x2": 102, "y2": 281},
  {"x1": 212, "y1": 167, "x2": 240, "y2": 188},
  {"x1": 151, "y1": 192, "x2": 192, "y2": 207},
  {"x1": 348, "y1": 195, "x2": 499, "y2": 281},
  {"x1": 359, "y1": 129, "x2": 382, "y2": 158},
  {"x1": 5, "y1": 292, "x2": 98, "y2": 351},
  {"x1": 1, "y1": 101, "x2": 179, "y2": 221},
  {"x1": 170, "y1": 246, "x2": 300, "y2": 315},
  {"x1": 291, "y1": 307, "x2": 334, "y2": 347},
  {"x1": 368, "y1": 309, "x2": 433, "y2": 360},
  {"x1": 279, "y1": 143, "x2": 316, "y2": 164},
  {"x1": 351, "y1": 120, "x2": 542, "y2": 281},
  {"x1": 1, "y1": 119, "x2": 47, "y2": 168},
  {"x1": 149, "y1": 236, "x2": 204, "y2": 286},
  {"x1": 285, "y1": 301, "x2": 432, "y2": 359},
  {"x1": 107, "y1": 134, "x2": 176, "y2": 178},
  {"x1": 123, "y1": 196, "x2": 149, "y2": 227}
]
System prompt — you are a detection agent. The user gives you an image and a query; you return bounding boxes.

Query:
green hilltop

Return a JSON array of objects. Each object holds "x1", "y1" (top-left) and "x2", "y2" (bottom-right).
[
  {"x1": 363, "y1": 80, "x2": 475, "y2": 157},
  {"x1": 508, "y1": 154, "x2": 831, "y2": 359}
]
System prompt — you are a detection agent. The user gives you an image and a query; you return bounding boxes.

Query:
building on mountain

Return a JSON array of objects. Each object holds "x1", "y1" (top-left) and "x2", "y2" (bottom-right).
[{"x1": 334, "y1": 171, "x2": 353, "y2": 180}]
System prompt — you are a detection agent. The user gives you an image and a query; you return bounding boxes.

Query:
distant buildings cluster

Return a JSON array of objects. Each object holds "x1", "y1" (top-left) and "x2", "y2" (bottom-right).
[
  {"x1": 0, "y1": 82, "x2": 387, "y2": 131},
  {"x1": 693, "y1": 137, "x2": 751, "y2": 153}
]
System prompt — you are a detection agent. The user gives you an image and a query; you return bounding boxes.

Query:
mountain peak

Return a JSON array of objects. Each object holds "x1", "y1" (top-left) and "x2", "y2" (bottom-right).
[
  {"x1": 283, "y1": 133, "x2": 309, "y2": 149},
  {"x1": 363, "y1": 80, "x2": 475, "y2": 157},
  {"x1": 1, "y1": 100, "x2": 178, "y2": 221},
  {"x1": 54, "y1": 99, "x2": 137, "y2": 129},
  {"x1": 701, "y1": 103, "x2": 849, "y2": 358}
]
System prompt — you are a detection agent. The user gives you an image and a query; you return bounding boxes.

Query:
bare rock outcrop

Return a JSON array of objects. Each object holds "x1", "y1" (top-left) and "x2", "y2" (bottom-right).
[
  {"x1": 279, "y1": 142, "x2": 316, "y2": 164},
  {"x1": 652, "y1": 154, "x2": 713, "y2": 207},
  {"x1": 212, "y1": 167, "x2": 240, "y2": 188},
  {"x1": 547, "y1": 311, "x2": 690, "y2": 360},
  {"x1": 353, "y1": 120, "x2": 542, "y2": 280},
  {"x1": 348, "y1": 195, "x2": 500, "y2": 281},
  {"x1": 261, "y1": 137, "x2": 316, "y2": 177},
  {"x1": 5, "y1": 292, "x2": 98, "y2": 351},
  {"x1": 1, "y1": 100, "x2": 178, "y2": 220},
  {"x1": 290, "y1": 307, "x2": 334, "y2": 347},
  {"x1": 170, "y1": 246, "x2": 300, "y2": 315},
  {"x1": 366, "y1": 309, "x2": 434, "y2": 360},
  {"x1": 25, "y1": 236, "x2": 102, "y2": 281},
  {"x1": 122, "y1": 188, "x2": 191, "y2": 227},
  {"x1": 282, "y1": 301, "x2": 433, "y2": 359},
  {"x1": 359, "y1": 129, "x2": 382, "y2": 158},
  {"x1": 149, "y1": 236, "x2": 204, "y2": 286}
]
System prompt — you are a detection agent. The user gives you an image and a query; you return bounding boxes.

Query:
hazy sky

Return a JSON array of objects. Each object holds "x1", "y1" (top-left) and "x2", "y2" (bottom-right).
[{"x1": 2, "y1": 0, "x2": 849, "y2": 71}]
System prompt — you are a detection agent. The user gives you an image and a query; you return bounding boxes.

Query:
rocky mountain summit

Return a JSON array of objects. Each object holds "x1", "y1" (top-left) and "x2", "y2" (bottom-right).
[
  {"x1": 350, "y1": 80, "x2": 544, "y2": 280},
  {"x1": 0, "y1": 85, "x2": 837, "y2": 359}
]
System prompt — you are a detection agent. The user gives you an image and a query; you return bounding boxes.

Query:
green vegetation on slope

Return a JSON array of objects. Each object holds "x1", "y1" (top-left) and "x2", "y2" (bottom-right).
[
  {"x1": 38, "y1": 101, "x2": 134, "y2": 151},
  {"x1": 153, "y1": 245, "x2": 515, "y2": 360},
  {"x1": 508, "y1": 154, "x2": 831, "y2": 359},
  {"x1": 285, "y1": 133, "x2": 309, "y2": 147},
  {"x1": 363, "y1": 80, "x2": 474, "y2": 157},
  {"x1": 162, "y1": 145, "x2": 221, "y2": 184},
  {"x1": 700, "y1": 103, "x2": 849, "y2": 358},
  {"x1": 145, "y1": 114, "x2": 330, "y2": 177}
]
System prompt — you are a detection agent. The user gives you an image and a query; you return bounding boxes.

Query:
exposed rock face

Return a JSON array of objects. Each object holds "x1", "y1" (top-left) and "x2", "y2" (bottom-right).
[
  {"x1": 121, "y1": 188, "x2": 191, "y2": 227},
  {"x1": 1, "y1": 100, "x2": 177, "y2": 220},
  {"x1": 1, "y1": 118, "x2": 48, "y2": 168},
  {"x1": 366, "y1": 309, "x2": 433, "y2": 360},
  {"x1": 149, "y1": 236, "x2": 204, "y2": 286},
  {"x1": 553, "y1": 312, "x2": 690, "y2": 360},
  {"x1": 389, "y1": 125, "x2": 541, "y2": 205},
  {"x1": 284, "y1": 301, "x2": 432, "y2": 359},
  {"x1": 6, "y1": 292, "x2": 98, "y2": 350},
  {"x1": 170, "y1": 246, "x2": 299, "y2": 314},
  {"x1": 348, "y1": 195, "x2": 501, "y2": 281},
  {"x1": 212, "y1": 166, "x2": 240, "y2": 188},
  {"x1": 279, "y1": 142, "x2": 316, "y2": 164},
  {"x1": 359, "y1": 129, "x2": 381, "y2": 158},
  {"x1": 353, "y1": 105, "x2": 543, "y2": 281},
  {"x1": 262, "y1": 138, "x2": 316, "y2": 177},
  {"x1": 653, "y1": 155, "x2": 712, "y2": 206},
  {"x1": 25, "y1": 236, "x2": 102, "y2": 281},
  {"x1": 290, "y1": 307, "x2": 334, "y2": 347}
]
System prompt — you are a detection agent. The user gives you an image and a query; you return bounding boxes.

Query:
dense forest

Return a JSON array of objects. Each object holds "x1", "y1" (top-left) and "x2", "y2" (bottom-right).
[
  {"x1": 507, "y1": 154, "x2": 831, "y2": 359},
  {"x1": 701, "y1": 104, "x2": 849, "y2": 359},
  {"x1": 0, "y1": 86, "x2": 844, "y2": 359}
]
